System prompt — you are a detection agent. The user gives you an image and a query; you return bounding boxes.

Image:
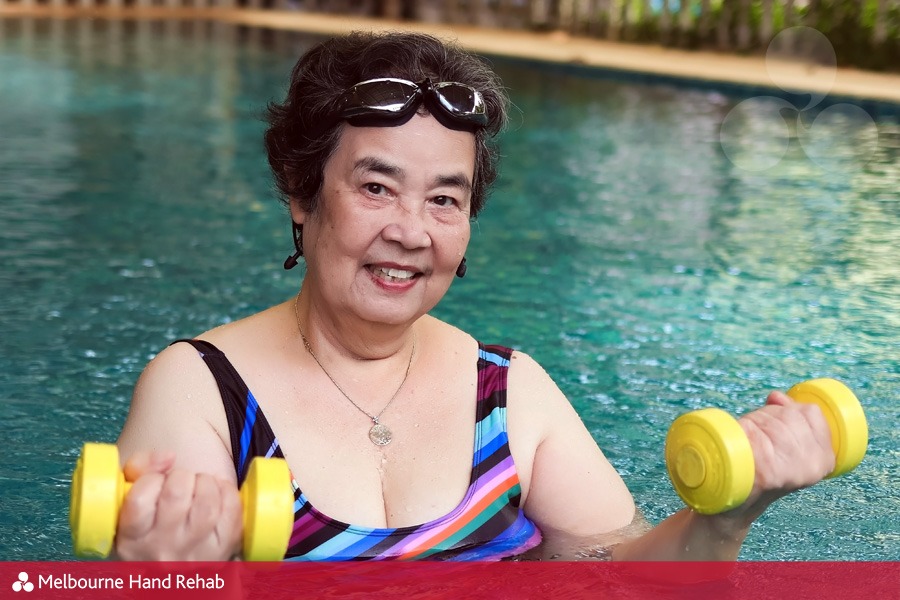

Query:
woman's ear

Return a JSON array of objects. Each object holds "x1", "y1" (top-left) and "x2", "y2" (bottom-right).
[{"x1": 288, "y1": 196, "x2": 307, "y2": 225}]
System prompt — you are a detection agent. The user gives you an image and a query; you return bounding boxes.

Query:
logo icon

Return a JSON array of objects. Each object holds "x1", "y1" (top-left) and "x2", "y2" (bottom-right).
[
  {"x1": 11, "y1": 572, "x2": 34, "y2": 592},
  {"x1": 719, "y1": 26, "x2": 879, "y2": 173}
]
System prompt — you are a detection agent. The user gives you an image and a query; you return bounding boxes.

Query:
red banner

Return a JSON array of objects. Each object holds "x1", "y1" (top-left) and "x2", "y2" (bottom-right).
[{"x1": 2, "y1": 561, "x2": 897, "y2": 599}]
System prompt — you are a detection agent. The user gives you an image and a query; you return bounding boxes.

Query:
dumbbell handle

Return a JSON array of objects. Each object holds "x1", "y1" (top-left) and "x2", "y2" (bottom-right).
[
  {"x1": 70, "y1": 443, "x2": 293, "y2": 560},
  {"x1": 665, "y1": 378, "x2": 868, "y2": 515}
]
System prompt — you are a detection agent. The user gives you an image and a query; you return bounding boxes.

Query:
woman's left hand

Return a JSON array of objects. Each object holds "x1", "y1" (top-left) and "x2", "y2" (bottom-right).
[{"x1": 726, "y1": 391, "x2": 837, "y2": 526}]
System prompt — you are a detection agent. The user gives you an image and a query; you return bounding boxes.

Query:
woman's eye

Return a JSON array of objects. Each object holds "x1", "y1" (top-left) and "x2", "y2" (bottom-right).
[{"x1": 432, "y1": 195, "x2": 457, "y2": 208}]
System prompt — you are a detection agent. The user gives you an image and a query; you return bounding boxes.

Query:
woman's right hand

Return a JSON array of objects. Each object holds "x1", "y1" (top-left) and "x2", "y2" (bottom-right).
[{"x1": 114, "y1": 451, "x2": 244, "y2": 561}]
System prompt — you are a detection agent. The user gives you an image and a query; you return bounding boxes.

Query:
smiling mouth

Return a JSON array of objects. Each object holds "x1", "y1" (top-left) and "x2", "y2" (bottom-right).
[{"x1": 370, "y1": 265, "x2": 420, "y2": 283}]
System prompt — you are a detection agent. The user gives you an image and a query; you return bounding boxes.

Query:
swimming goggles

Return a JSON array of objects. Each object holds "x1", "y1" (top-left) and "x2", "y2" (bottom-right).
[{"x1": 335, "y1": 78, "x2": 488, "y2": 130}]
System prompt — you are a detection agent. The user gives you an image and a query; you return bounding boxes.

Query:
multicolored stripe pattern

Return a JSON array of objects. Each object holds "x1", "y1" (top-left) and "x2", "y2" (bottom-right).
[{"x1": 177, "y1": 339, "x2": 542, "y2": 561}]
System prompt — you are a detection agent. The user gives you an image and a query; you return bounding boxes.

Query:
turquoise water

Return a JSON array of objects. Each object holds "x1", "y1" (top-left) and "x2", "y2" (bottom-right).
[{"x1": 1, "y1": 19, "x2": 897, "y2": 561}]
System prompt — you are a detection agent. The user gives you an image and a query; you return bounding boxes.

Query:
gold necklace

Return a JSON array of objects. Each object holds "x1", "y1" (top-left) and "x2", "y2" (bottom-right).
[{"x1": 293, "y1": 294, "x2": 415, "y2": 446}]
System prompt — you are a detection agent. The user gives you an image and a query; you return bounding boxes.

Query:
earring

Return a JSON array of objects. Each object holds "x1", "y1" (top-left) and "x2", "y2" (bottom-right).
[
  {"x1": 455, "y1": 257, "x2": 467, "y2": 278},
  {"x1": 283, "y1": 222, "x2": 303, "y2": 270}
]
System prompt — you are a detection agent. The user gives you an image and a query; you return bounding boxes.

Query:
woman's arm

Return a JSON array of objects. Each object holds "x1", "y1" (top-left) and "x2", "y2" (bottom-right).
[
  {"x1": 613, "y1": 391, "x2": 834, "y2": 560},
  {"x1": 508, "y1": 351, "x2": 835, "y2": 560},
  {"x1": 114, "y1": 342, "x2": 243, "y2": 560}
]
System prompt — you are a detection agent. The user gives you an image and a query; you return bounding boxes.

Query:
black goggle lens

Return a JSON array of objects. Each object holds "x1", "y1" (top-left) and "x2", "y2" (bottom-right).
[
  {"x1": 348, "y1": 79, "x2": 419, "y2": 113},
  {"x1": 338, "y1": 78, "x2": 487, "y2": 127}
]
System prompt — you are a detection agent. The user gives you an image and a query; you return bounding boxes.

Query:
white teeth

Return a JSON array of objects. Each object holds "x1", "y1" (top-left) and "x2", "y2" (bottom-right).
[{"x1": 374, "y1": 266, "x2": 415, "y2": 281}]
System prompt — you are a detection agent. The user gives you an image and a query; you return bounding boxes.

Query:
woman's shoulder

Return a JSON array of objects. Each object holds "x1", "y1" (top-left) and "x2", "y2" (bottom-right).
[
  {"x1": 422, "y1": 316, "x2": 564, "y2": 408},
  {"x1": 133, "y1": 302, "x2": 288, "y2": 401},
  {"x1": 419, "y1": 313, "x2": 478, "y2": 350},
  {"x1": 197, "y1": 301, "x2": 290, "y2": 349},
  {"x1": 503, "y1": 347, "x2": 588, "y2": 456},
  {"x1": 421, "y1": 316, "x2": 554, "y2": 375},
  {"x1": 120, "y1": 325, "x2": 242, "y2": 478},
  {"x1": 505, "y1": 348, "x2": 569, "y2": 415}
]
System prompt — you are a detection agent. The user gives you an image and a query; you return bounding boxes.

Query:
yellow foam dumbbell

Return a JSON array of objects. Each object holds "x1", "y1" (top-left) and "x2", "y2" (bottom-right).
[
  {"x1": 70, "y1": 442, "x2": 294, "y2": 560},
  {"x1": 665, "y1": 378, "x2": 868, "y2": 515}
]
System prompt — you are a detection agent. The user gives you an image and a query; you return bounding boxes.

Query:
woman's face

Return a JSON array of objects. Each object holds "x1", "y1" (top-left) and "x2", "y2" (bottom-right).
[{"x1": 293, "y1": 112, "x2": 475, "y2": 327}]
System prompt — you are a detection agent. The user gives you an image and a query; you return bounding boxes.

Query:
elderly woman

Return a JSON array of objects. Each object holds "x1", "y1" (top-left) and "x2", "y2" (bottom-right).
[{"x1": 115, "y1": 31, "x2": 835, "y2": 561}]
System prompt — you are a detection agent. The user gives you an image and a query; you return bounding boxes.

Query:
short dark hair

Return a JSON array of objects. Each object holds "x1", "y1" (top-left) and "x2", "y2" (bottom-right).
[{"x1": 264, "y1": 31, "x2": 508, "y2": 218}]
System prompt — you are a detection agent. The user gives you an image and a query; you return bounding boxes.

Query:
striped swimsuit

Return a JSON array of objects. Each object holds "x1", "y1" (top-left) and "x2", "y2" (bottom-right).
[{"x1": 176, "y1": 339, "x2": 542, "y2": 561}]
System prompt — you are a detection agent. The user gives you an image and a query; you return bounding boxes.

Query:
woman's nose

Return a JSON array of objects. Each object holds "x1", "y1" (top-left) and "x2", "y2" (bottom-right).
[{"x1": 381, "y1": 204, "x2": 432, "y2": 250}]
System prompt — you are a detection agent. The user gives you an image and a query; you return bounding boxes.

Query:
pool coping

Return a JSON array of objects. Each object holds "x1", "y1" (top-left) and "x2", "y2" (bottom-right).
[{"x1": 3, "y1": 5, "x2": 900, "y2": 106}]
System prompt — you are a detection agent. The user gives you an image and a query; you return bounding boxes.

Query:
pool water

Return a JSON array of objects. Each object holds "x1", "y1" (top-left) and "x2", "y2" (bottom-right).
[{"x1": 1, "y1": 19, "x2": 897, "y2": 561}]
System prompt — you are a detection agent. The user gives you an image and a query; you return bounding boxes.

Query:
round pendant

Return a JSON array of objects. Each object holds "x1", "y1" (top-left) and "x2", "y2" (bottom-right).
[{"x1": 368, "y1": 423, "x2": 392, "y2": 446}]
